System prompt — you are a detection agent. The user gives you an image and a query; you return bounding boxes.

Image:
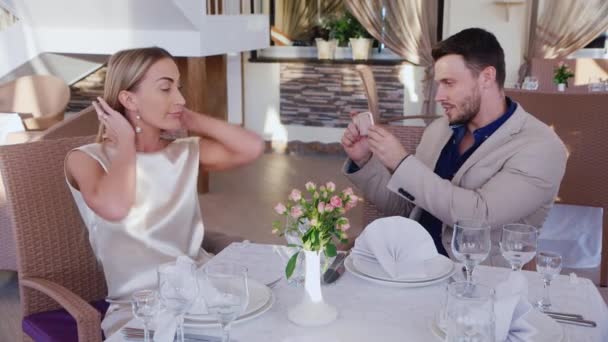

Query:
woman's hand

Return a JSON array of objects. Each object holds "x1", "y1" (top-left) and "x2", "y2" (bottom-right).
[{"x1": 93, "y1": 97, "x2": 135, "y2": 149}]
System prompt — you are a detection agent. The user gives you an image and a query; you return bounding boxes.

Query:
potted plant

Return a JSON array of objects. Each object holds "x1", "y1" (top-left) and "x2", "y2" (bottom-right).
[
  {"x1": 553, "y1": 62, "x2": 574, "y2": 92},
  {"x1": 272, "y1": 181, "x2": 360, "y2": 326},
  {"x1": 323, "y1": 12, "x2": 373, "y2": 60}
]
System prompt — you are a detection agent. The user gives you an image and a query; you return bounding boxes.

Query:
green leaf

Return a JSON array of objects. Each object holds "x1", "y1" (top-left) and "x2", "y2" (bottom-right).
[
  {"x1": 286, "y1": 243, "x2": 300, "y2": 248},
  {"x1": 325, "y1": 243, "x2": 337, "y2": 257},
  {"x1": 285, "y1": 252, "x2": 299, "y2": 279}
]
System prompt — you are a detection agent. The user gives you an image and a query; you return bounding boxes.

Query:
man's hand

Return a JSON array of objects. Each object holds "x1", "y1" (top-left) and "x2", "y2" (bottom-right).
[
  {"x1": 341, "y1": 121, "x2": 372, "y2": 168},
  {"x1": 367, "y1": 125, "x2": 409, "y2": 172}
]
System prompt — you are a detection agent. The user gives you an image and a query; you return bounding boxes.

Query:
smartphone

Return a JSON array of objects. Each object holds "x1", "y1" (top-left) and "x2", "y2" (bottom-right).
[{"x1": 354, "y1": 111, "x2": 374, "y2": 136}]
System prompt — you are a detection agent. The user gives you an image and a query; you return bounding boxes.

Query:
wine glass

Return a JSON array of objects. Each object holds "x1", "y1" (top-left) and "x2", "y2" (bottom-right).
[
  {"x1": 536, "y1": 251, "x2": 562, "y2": 311},
  {"x1": 203, "y1": 263, "x2": 249, "y2": 342},
  {"x1": 500, "y1": 224, "x2": 538, "y2": 271},
  {"x1": 157, "y1": 261, "x2": 199, "y2": 342},
  {"x1": 446, "y1": 281, "x2": 495, "y2": 342},
  {"x1": 451, "y1": 220, "x2": 491, "y2": 284},
  {"x1": 131, "y1": 290, "x2": 159, "y2": 342}
]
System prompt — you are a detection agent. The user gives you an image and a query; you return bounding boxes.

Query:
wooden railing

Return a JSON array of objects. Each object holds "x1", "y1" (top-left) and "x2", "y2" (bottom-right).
[{"x1": 205, "y1": 0, "x2": 263, "y2": 15}]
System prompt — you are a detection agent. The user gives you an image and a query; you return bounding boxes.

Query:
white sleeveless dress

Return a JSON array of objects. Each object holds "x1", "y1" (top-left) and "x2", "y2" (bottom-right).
[{"x1": 65, "y1": 137, "x2": 210, "y2": 335}]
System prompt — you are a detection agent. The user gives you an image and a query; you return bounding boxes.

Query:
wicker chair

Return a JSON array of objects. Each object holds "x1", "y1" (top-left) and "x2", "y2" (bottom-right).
[
  {"x1": 0, "y1": 136, "x2": 107, "y2": 342},
  {"x1": 0, "y1": 106, "x2": 98, "y2": 272},
  {"x1": 507, "y1": 90, "x2": 608, "y2": 286}
]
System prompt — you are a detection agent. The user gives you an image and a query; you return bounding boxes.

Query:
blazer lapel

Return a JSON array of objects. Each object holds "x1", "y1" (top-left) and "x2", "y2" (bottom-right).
[
  {"x1": 452, "y1": 106, "x2": 528, "y2": 185},
  {"x1": 421, "y1": 119, "x2": 452, "y2": 168}
]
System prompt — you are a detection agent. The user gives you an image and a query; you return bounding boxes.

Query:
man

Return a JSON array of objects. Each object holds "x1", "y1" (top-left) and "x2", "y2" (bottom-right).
[{"x1": 341, "y1": 28, "x2": 567, "y2": 263}]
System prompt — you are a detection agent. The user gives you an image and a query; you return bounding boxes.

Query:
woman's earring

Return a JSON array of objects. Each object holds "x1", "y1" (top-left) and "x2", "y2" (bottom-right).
[{"x1": 135, "y1": 115, "x2": 142, "y2": 133}]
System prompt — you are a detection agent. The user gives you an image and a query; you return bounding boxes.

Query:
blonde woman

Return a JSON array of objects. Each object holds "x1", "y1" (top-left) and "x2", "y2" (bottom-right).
[{"x1": 64, "y1": 47, "x2": 264, "y2": 335}]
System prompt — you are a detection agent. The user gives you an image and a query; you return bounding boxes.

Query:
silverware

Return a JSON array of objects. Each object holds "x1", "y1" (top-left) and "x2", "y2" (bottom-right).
[
  {"x1": 122, "y1": 327, "x2": 221, "y2": 342},
  {"x1": 543, "y1": 310, "x2": 584, "y2": 320},
  {"x1": 323, "y1": 252, "x2": 348, "y2": 284},
  {"x1": 548, "y1": 315, "x2": 597, "y2": 328}
]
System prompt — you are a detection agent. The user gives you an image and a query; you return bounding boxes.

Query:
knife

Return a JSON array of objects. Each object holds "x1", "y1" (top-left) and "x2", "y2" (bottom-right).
[{"x1": 323, "y1": 252, "x2": 348, "y2": 284}]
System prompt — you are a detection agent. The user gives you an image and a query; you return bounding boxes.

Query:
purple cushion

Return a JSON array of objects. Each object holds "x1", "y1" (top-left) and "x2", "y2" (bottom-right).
[{"x1": 23, "y1": 300, "x2": 109, "y2": 342}]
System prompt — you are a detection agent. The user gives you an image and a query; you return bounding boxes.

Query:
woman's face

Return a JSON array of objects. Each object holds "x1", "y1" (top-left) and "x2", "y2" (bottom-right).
[{"x1": 128, "y1": 58, "x2": 186, "y2": 131}]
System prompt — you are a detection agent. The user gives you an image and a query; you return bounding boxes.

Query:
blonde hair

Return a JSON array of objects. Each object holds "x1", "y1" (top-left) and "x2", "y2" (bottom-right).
[{"x1": 96, "y1": 47, "x2": 174, "y2": 142}]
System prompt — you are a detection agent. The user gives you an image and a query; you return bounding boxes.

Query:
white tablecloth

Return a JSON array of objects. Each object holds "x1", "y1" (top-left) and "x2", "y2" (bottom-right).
[{"x1": 107, "y1": 242, "x2": 608, "y2": 342}]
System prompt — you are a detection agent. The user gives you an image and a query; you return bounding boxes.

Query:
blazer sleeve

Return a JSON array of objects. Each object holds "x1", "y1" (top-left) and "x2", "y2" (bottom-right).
[
  {"x1": 386, "y1": 138, "x2": 567, "y2": 227},
  {"x1": 343, "y1": 155, "x2": 414, "y2": 217}
]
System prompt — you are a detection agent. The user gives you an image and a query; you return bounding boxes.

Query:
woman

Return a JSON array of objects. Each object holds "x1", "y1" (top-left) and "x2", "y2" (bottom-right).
[{"x1": 64, "y1": 47, "x2": 264, "y2": 335}]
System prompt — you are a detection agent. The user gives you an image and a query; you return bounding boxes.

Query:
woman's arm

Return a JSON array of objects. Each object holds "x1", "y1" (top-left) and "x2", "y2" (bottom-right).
[
  {"x1": 66, "y1": 146, "x2": 136, "y2": 221},
  {"x1": 66, "y1": 99, "x2": 137, "y2": 222},
  {"x1": 182, "y1": 109, "x2": 264, "y2": 171}
]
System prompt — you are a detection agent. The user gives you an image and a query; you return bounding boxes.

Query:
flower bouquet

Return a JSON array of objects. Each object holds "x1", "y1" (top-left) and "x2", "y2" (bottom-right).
[{"x1": 272, "y1": 181, "x2": 360, "y2": 326}]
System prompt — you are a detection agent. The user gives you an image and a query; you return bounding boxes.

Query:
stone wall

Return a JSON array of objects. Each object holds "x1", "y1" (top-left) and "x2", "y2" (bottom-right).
[{"x1": 280, "y1": 63, "x2": 404, "y2": 127}]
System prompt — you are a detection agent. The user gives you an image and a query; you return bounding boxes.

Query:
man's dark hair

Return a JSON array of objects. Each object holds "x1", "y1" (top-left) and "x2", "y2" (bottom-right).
[{"x1": 432, "y1": 28, "x2": 506, "y2": 89}]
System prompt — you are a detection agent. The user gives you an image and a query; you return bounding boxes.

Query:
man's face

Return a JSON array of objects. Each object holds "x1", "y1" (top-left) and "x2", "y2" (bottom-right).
[{"x1": 434, "y1": 55, "x2": 482, "y2": 125}]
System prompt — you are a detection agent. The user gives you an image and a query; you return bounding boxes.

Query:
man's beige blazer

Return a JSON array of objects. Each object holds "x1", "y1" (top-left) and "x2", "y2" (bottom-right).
[{"x1": 345, "y1": 104, "x2": 568, "y2": 234}]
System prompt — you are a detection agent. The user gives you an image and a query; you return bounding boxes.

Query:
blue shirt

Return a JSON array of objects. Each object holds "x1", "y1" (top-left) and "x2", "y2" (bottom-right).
[{"x1": 419, "y1": 97, "x2": 517, "y2": 256}]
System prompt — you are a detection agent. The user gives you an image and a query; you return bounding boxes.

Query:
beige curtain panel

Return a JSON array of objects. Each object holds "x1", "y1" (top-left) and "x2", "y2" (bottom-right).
[
  {"x1": 520, "y1": 0, "x2": 608, "y2": 81},
  {"x1": 277, "y1": 0, "x2": 344, "y2": 41},
  {"x1": 345, "y1": 0, "x2": 438, "y2": 115},
  {"x1": 534, "y1": 0, "x2": 608, "y2": 58}
]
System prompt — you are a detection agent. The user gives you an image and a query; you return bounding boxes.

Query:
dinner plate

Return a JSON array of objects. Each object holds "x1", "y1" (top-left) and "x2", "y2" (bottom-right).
[
  {"x1": 345, "y1": 256, "x2": 455, "y2": 288},
  {"x1": 352, "y1": 254, "x2": 454, "y2": 282},
  {"x1": 184, "y1": 292, "x2": 275, "y2": 328},
  {"x1": 185, "y1": 278, "x2": 272, "y2": 323}
]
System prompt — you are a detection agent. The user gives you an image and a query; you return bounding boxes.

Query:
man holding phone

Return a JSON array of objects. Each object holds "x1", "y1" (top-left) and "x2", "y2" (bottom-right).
[{"x1": 341, "y1": 28, "x2": 567, "y2": 260}]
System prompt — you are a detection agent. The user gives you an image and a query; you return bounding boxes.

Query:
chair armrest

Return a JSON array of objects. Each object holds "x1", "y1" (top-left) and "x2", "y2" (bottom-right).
[{"x1": 21, "y1": 277, "x2": 103, "y2": 342}]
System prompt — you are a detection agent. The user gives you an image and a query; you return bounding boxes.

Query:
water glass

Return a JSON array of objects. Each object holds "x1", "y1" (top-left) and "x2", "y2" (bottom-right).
[
  {"x1": 203, "y1": 263, "x2": 249, "y2": 342},
  {"x1": 158, "y1": 261, "x2": 199, "y2": 342},
  {"x1": 500, "y1": 224, "x2": 538, "y2": 271},
  {"x1": 451, "y1": 220, "x2": 491, "y2": 284},
  {"x1": 536, "y1": 251, "x2": 562, "y2": 311},
  {"x1": 446, "y1": 281, "x2": 495, "y2": 342},
  {"x1": 131, "y1": 290, "x2": 159, "y2": 342}
]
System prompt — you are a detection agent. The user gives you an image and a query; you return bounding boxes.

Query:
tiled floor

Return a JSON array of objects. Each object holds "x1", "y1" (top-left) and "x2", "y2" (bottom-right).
[{"x1": 0, "y1": 152, "x2": 606, "y2": 341}]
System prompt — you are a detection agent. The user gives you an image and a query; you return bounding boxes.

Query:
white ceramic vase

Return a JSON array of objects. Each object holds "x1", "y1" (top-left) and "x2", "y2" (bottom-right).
[
  {"x1": 287, "y1": 250, "x2": 338, "y2": 326},
  {"x1": 557, "y1": 83, "x2": 566, "y2": 92},
  {"x1": 315, "y1": 38, "x2": 337, "y2": 60},
  {"x1": 349, "y1": 37, "x2": 372, "y2": 60}
]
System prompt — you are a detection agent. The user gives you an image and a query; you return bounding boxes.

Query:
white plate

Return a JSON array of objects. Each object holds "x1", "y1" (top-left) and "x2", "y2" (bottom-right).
[
  {"x1": 185, "y1": 278, "x2": 271, "y2": 322},
  {"x1": 352, "y1": 254, "x2": 454, "y2": 282},
  {"x1": 184, "y1": 292, "x2": 275, "y2": 328},
  {"x1": 345, "y1": 256, "x2": 455, "y2": 288}
]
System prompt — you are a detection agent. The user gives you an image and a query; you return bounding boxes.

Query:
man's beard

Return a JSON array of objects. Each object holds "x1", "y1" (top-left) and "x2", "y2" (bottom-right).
[{"x1": 448, "y1": 87, "x2": 481, "y2": 126}]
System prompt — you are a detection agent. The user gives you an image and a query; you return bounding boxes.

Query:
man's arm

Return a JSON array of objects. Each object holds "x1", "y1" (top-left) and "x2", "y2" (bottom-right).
[
  {"x1": 343, "y1": 155, "x2": 414, "y2": 217},
  {"x1": 386, "y1": 139, "x2": 567, "y2": 227}
]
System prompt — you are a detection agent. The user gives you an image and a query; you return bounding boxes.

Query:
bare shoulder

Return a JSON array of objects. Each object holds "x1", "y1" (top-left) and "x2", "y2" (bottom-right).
[{"x1": 65, "y1": 149, "x2": 105, "y2": 191}]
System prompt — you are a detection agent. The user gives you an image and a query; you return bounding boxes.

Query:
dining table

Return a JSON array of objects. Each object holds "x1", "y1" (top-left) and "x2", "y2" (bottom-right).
[{"x1": 106, "y1": 242, "x2": 608, "y2": 342}]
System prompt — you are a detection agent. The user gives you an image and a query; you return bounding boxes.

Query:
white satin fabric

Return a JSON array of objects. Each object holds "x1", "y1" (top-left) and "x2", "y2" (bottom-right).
[{"x1": 65, "y1": 137, "x2": 209, "y2": 303}]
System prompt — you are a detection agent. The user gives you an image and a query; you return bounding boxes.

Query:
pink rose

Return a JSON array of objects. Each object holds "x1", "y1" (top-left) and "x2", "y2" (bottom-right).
[
  {"x1": 343, "y1": 187, "x2": 354, "y2": 196},
  {"x1": 336, "y1": 219, "x2": 350, "y2": 231},
  {"x1": 317, "y1": 202, "x2": 325, "y2": 213},
  {"x1": 305, "y1": 182, "x2": 316, "y2": 191},
  {"x1": 289, "y1": 189, "x2": 302, "y2": 202},
  {"x1": 274, "y1": 203, "x2": 287, "y2": 215},
  {"x1": 326, "y1": 182, "x2": 336, "y2": 192},
  {"x1": 290, "y1": 205, "x2": 303, "y2": 218},
  {"x1": 330, "y1": 195, "x2": 343, "y2": 208},
  {"x1": 325, "y1": 204, "x2": 334, "y2": 212}
]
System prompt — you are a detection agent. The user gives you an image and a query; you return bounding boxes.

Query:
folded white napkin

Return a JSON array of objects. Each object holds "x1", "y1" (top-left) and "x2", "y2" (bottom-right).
[
  {"x1": 352, "y1": 216, "x2": 438, "y2": 279},
  {"x1": 494, "y1": 272, "x2": 562, "y2": 342},
  {"x1": 153, "y1": 256, "x2": 196, "y2": 342}
]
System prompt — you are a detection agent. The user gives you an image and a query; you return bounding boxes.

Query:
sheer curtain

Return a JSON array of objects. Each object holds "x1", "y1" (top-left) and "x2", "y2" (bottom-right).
[
  {"x1": 520, "y1": 0, "x2": 608, "y2": 81},
  {"x1": 345, "y1": 0, "x2": 438, "y2": 116},
  {"x1": 277, "y1": 0, "x2": 344, "y2": 40}
]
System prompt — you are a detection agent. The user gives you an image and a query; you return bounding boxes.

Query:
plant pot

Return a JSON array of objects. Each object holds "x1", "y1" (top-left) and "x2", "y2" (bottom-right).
[
  {"x1": 557, "y1": 83, "x2": 566, "y2": 92},
  {"x1": 349, "y1": 38, "x2": 372, "y2": 60},
  {"x1": 315, "y1": 38, "x2": 337, "y2": 60},
  {"x1": 287, "y1": 250, "x2": 338, "y2": 326}
]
